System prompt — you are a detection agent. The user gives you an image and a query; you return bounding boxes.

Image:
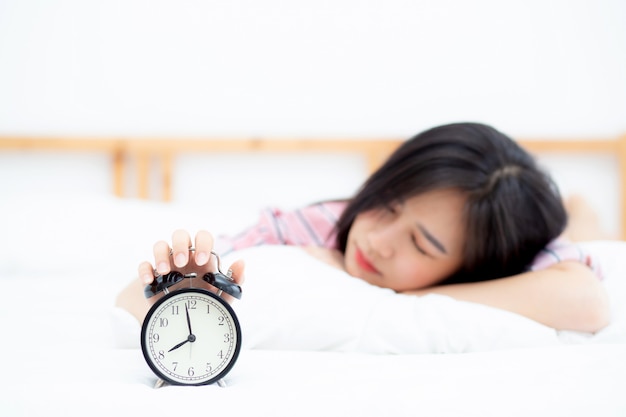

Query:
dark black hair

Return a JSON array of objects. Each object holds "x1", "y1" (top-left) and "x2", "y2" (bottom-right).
[{"x1": 334, "y1": 122, "x2": 567, "y2": 284}]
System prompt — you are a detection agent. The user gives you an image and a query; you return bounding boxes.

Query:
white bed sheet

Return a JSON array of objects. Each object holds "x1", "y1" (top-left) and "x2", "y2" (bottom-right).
[
  {"x1": 3, "y1": 344, "x2": 626, "y2": 417},
  {"x1": 2, "y1": 194, "x2": 626, "y2": 416}
]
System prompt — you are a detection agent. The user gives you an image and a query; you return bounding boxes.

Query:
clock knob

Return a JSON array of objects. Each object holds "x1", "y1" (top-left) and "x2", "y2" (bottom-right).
[
  {"x1": 144, "y1": 271, "x2": 188, "y2": 298},
  {"x1": 202, "y1": 272, "x2": 243, "y2": 300}
]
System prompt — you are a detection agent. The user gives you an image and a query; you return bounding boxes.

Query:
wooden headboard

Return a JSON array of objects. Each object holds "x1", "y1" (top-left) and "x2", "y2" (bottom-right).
[{"x1": 1, "y1": 134, "x2": 625, "y2": 237}]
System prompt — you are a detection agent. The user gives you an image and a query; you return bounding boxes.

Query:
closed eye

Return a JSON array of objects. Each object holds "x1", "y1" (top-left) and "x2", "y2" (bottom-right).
[
  {"x1": 411, "y1": 235, "x2": 429, "y2": 256},
  {"x1": 417, "y1": 224, "x2": 447, "y2": 254}
]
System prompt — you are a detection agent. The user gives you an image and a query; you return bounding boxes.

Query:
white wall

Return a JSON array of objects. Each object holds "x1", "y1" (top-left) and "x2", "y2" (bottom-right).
[
  {"x1": 1, "y1": 0, "x2": 625, "y2": 234},
  {"x1": 0, "y1": 0, "x2": 624, "y2": 137}
]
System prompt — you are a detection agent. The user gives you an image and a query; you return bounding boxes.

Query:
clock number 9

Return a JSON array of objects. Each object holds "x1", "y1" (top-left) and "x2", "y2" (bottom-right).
[{"x1": 152, "y1": 333, "x2": 160, "y2": 343}]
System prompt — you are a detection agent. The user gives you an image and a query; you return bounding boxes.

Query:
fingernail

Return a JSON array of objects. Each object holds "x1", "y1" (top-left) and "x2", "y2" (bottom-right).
[
  {"x1": 142, "y1": 274, "x2": 153, "y2": 284},
  {"x1": 157, "y1": 262, "x2": 169, "y2": 274},
  {"x1": 196, "y1": 252, "x2": 208, "y2": 265},
  {"x1": 175, "y1": 253, "x2": 186, "y2": 267}
]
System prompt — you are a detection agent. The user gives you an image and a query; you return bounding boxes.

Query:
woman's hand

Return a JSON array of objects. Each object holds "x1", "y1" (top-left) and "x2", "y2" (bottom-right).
[
  {"x1": 140, "y1": 229, "x2": 246, "y2": 303},
  {"x1": 117, "y1": 229, "x2": 245, "y2": 323},
  {"x1": 138, "y1": 229, "x2": 245, "y2": 287}
]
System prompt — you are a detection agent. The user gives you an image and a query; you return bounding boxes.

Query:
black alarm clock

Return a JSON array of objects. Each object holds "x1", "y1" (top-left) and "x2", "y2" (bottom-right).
[{"x1": 140, "y1": 251, "x2": 242, "y2": 387}]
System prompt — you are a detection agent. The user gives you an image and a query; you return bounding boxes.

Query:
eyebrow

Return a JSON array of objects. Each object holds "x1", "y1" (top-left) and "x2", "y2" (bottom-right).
[{"x1": 417, "y1": 224, "x2": 448, "y2": 254}]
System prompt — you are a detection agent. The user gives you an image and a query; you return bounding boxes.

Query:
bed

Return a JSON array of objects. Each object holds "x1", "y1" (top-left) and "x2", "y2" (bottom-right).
[{"x1": 1, "y1": 134, "x2": 626, "y2": 416}]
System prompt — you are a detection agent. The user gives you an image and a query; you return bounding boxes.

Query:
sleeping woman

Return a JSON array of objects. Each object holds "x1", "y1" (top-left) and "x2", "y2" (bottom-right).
[{"x1": 116, "y1": 122, "x2": 610, "y2": 333}]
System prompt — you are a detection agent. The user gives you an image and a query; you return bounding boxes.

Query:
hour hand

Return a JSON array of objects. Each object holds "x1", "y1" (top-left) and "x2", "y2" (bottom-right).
[
  {"x1": 168, "y1": 339, "x2": 189, "y2": 352},
  {"x1": 168, "y1": 333, "x2": 196, "y2": 352}
]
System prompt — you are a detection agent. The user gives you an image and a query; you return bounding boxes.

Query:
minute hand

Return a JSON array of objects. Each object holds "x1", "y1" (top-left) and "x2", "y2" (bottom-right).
[{"x1": 185, "y1": 304, "x2": 193, "y2": 335}]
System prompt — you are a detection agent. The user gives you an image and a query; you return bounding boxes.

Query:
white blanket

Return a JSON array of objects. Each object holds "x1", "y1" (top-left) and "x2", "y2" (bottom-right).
[{"x1": 229, "y1": 246, "x2": 562, "y2": 353}]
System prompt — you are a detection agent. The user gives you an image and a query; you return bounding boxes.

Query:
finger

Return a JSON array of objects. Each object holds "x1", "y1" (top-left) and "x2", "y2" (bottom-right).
[
  {"x1": 138, "y1": 261, "x2": 156, "y2": 284},
  {"x1": 171, "y1": 229, "x2": 192, "y2": 268},
  {"x1": 193, "y1": 230, "x2": 214, "y2": 266},
  {"x1": 228, "y1": 259, "x2": 246, "y2": 285},
  {"x1": 153, "y1": 240, "x2": 172, "y2": 274}
]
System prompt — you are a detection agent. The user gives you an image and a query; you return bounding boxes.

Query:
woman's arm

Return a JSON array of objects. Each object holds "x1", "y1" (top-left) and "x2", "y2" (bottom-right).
[
  {"x1": 115, "y1": 278, "x2": 153, "y2": 323},
  {"x1": 403, "y1": 261, "x2": 610, "y2": 333}
]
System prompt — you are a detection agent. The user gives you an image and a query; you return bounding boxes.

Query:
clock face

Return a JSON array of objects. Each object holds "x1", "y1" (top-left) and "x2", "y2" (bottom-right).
[{"x1": 141, "y1": 288, "x2": 242, "y2": 385}]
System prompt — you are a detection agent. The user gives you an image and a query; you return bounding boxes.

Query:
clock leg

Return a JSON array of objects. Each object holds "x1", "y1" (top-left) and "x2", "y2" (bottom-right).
[{"x1": 153, "y1": 378, "x2": 168, "y2": 389}]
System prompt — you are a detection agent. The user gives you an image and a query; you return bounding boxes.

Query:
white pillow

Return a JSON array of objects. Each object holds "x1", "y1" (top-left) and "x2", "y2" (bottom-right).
[{"x1": 225, "y1": 246, "x2": 562, "y2": 353}]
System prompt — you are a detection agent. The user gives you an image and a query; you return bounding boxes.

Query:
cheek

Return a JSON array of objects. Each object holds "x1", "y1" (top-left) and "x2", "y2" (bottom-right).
[
  {"x1": 346, "y1": 213, "x2": 370, "y2": 246},
  {"x1": 351, "y1": 211, "x2": 374, "y2": 230},
  {"x1": 343, "y1": 240, "x2": 359, "y2": 277},
  {"x1": 390, "y1": 256, "x2": 449, "y2": 290}
]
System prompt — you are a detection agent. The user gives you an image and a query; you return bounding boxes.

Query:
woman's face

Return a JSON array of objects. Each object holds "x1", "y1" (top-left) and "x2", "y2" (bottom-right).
[{"x1": 344, "y1": 189, "x2": 466, "y2": 292}]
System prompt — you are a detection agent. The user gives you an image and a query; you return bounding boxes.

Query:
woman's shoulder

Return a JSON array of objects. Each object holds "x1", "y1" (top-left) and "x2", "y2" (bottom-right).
[
  {"x1": 296, "y1": 200, "x2": 349, "y2": 218},
  {"x1": 219, "y1": 200, "x2": 349, "y2": 252},
  {"x1": 274, "y1": 200, "x2": 348, "y2": 248}
]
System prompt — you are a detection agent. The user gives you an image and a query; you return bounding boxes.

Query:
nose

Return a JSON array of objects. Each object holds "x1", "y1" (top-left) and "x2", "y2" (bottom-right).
[{"x1": 366, "y1": 224, "x2": 395, "y2": 259}]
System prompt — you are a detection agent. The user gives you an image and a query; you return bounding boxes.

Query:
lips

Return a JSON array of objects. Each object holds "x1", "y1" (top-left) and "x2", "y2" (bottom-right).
[{"x1": 355, "y1": 247, "x2": 379, "y2": 274}]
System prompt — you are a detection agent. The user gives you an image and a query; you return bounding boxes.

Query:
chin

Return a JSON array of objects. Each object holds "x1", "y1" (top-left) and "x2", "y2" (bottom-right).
[
  {"x1": 359, "y1": 275, "x2": 386, "y2": 289},
  {"x1": 346, "y1": 266, "x2": 377, "y2": 286}
]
